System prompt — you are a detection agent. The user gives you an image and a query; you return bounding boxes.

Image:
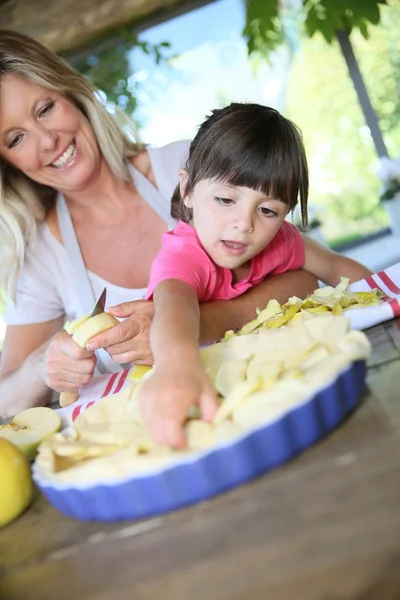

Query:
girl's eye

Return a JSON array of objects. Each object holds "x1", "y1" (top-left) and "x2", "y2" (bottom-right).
[
  {"x1": 38, "y1": 101, "x2": 55, "y2": 118},
  {"x1": 8, "y1": 134, "x2": 23, "y2": 149},
  {"x1": 259, "y1": 206, "x2": 278, "y2": 217},
  {"x1": 215, "y1": 197, "x2": 234, "y2": 206}
]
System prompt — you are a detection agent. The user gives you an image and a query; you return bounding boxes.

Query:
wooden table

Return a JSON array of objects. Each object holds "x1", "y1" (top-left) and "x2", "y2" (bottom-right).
[{"x1": 1, "y1": 319, "x2": 400, "y2": 600}]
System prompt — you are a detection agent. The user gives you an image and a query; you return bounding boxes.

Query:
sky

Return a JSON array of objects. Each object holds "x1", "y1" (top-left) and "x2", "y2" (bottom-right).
[{"x1": 127, "y1": 0, "x2": 291, "y2": 145}]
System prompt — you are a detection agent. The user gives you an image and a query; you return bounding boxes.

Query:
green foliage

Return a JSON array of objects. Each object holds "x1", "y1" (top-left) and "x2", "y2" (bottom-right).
[
  {"x1": 243, "y1": 0, "x2": 282, "y2": 55},
  {"x1": 303, "y1": 0, "x2": 387, "y2": 43},
  {"x1": 243, "y1": 0, "x2": 388, "y2": 54},
  {"x1": 285, "y1": 2, "x2": 400, "y2": 240},
  {"x1": 75, "y1": 29, "x2": 171, "y2": 115}
]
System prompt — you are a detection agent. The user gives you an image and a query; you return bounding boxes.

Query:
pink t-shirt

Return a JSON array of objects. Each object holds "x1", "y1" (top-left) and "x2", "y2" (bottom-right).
[{"x1": 146, "y1": 220, "x2": 304, "y2": 302}]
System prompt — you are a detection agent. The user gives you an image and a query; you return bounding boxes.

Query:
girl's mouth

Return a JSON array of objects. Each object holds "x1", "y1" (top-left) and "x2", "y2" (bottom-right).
[{"x1": 221, "y1": 240, "x2": 248, "y2": 255}]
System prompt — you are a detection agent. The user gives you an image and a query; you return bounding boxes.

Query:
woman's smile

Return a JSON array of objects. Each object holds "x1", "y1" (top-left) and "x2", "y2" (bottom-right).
[{"x1": 48, "y1": 139, "x2": 77, "y2": 169}]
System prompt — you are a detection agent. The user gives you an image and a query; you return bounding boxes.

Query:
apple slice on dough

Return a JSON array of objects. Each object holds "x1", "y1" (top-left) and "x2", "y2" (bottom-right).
[{"x1": 0, "y1": 407, "x2": 61, "y2": 461}]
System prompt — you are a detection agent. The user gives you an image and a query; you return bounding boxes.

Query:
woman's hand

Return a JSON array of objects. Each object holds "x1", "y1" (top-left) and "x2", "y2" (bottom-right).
[
  {"x1": 86, "y1": 300, "x2": 154, "y2": 365},
  {"x1": 138, "y1": 362, "x2": 218, "y2": 448},
  {"x1": 43, "y1": 330, "x2": 97, "y2": 392}
]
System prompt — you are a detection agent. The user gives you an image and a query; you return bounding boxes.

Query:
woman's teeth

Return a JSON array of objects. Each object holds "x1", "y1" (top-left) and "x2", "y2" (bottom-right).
[{"x1": 51, "y1": 141, "x2": 76, "y2": 168}]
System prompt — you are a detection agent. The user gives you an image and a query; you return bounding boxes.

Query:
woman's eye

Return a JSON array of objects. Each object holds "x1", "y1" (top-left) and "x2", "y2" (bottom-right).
[
  {"x1": 8, "y1": 134, "x2": 23, "y2": 149},
  {"x1": 259, "y1": 207, "x2": 278, "y2": 217},
  {"x1": 38, "y1": 101, "x2": 55, "y2": 118},
  {"x1": 215, "y1": 197, "x2": 234, "y2": 206}
]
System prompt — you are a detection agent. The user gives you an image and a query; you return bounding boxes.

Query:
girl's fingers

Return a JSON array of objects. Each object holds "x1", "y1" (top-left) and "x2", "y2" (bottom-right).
[
  {"x1": 163, "y1": 417, "x2": 186, "y2": 449},
  {"x1": 144, "y1": 394, "x2": 187, "y2": 449},
  {"x1": 200, "y1": 390, "x2": 219, "y2": 422}
]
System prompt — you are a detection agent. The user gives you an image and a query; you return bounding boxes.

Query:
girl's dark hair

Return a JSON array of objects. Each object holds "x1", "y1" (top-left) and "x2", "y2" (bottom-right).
[{"x1": 171, "y1": 102, "x2": 308, "y2": 226}]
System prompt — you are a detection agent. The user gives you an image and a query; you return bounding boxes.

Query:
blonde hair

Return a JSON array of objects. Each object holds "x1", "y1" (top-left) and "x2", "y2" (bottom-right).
[{"x1": 0, "y1": 29, "x2": 144, "y2": 298}]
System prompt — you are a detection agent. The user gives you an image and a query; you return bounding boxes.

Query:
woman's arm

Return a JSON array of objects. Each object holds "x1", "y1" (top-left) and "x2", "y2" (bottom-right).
[
  {"x1": 0, "y1": 318, "x2": 96, "y2": 419},
  {"x1": 137, "y1": 279, "x2": 218, "y2": 447},
  {"x1": 90, "y1": 269, "x2": 319, "y2": 361},
  {"x1": 199, "y1": 268, "x2": 319, "y2": 345},
  {"x1": 0, "y1": 320, "x2": 62, "y2": 419},
  {"x1": 302, "y1": 236, "x2": 372, "y2": 287}
]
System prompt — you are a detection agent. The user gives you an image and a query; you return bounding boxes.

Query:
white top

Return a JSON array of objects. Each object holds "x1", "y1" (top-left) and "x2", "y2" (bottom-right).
[{"x1": 5, "y1": 140, "x2": 190, "y2": 373}]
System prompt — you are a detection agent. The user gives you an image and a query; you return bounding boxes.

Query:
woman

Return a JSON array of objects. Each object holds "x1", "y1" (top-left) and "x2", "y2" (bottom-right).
[{"x1": 0, "y1": 30, "x2": 317, "y2": 419}]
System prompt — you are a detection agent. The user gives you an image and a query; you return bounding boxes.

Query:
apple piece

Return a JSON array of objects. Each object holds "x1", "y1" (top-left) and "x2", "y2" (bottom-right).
[
  {"x1": 65, "y1": 313, "x2": 90, "y2": 334},
  {"x1": 0, "y1": 407, "x2": 61, "y2": 461},
  {"x1": 265, "y1": 301, "x2": 302, "y2": 329},
  {"x1": 213, "y1": 377, "x2": 263, "y2": 425},
  {"x1": 0, "y1": 439, "x2": 34, "y2": 527},
  {"x1": 237, "y1": 299, "x2": 281, "y2": 335},
  {"x1": 338, "y1": 331, "x2": 372, "y2": 359},
  {"x1": 214, "y1": 359, "x2": 247, "y2": 397},
  {"x1": 246, "y1": 357, "x2": 284, "y2": 386},
  {"x1": 186, "y1": 420, "x2": 214, "y2": 450},
  {"x1": 52, "y1": 439, "x2": 121, "y2": 459},
  {"x1": 200, "y1": 341, "x2": 229, "y2": 370},
  {"x1": 71, "y1": 312, "x2": 119, "y2": 348},
  {"x1": 59, "y1": 392, "x2": 81, "y2": 409},
  {"x1": 128, "y1": 365, "x2": 153, "y2": 382},
  {"x1": 59, "y1": 312, "x2": 120, "y2": 408},
  {"x1": 221, "y1": 329, "x2": 235, "y2": 343}
]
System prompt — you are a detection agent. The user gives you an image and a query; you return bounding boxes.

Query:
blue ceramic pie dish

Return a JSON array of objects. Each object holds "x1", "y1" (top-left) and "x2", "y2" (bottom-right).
[{"x1": 33, "y1": 360, "x2": 366, "y2": 522}]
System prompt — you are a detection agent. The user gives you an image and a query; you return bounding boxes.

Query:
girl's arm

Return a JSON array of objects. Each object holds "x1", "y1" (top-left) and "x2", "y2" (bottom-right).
[
  {"x1": 138, "y1": 279, "x2": 218, "y2": 448},
  {"x1": 151, "y1": 279, "x2": 201, "y2": 364},
  {"x1": 302, "y1": 235, "x2": 373, "y2": 286}
]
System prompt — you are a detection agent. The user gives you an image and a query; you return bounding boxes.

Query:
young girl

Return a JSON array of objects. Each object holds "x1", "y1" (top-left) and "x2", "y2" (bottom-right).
[{"x1": 138, "y1": 103, "x2": 372, "y2": 449}]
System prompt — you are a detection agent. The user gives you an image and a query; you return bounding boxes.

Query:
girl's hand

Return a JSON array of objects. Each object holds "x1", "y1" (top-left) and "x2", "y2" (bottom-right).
[
  {"x1": 138, "y1": 362, "x2": 218, "y2": 448},
  {"x1": 43, "y1": 330, "x2": 97, "y2": 392},
  {"x1": 86, "y1": 300, "x2": 154, "y2": 365}
]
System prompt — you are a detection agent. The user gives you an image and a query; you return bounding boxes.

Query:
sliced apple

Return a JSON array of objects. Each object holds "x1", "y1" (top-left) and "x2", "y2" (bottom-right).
[
  {"x1": 214, "y1": 359, "x2": 247, "y2": 397},
  {"x1": 59, "y1": 312, "x2": 119, "y2": 408},
  {"x1": 71, "y1": 312, "x2": 119, "y2": 349},
  {"x1": 65, "y1": 313, "x2": 90, "y2": 335},
  {"x1": 0, "y1": 407, "x2": 61, "y2": 461},
  {"x1": 128, "y1": 365, "x2": 153, "y2": 382},
  {"x1": 186, "y1": 420, "x2": 214, "y2": 450}
]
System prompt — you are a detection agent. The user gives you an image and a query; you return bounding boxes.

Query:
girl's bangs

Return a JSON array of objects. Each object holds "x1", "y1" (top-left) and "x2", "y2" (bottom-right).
[{"x1": 207, "y1": 141, "x2": 300, "y2": 209}]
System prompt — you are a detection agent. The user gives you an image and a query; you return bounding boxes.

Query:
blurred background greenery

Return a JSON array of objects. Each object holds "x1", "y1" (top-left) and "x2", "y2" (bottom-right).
[{"x1": 67, "y1": 0, "x2": 400, "y2": 247}]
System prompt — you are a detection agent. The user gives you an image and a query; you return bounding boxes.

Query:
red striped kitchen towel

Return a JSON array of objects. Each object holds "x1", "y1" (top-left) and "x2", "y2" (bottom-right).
[
  {"x1": 56, "y1": 367, "x2": 132, "y2": 427},
  {"x1": 347, "y1": 262, "x2": 400, "y2": 329}
]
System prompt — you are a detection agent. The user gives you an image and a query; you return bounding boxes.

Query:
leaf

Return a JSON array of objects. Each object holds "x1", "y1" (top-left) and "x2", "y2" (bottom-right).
[
  {"x1": 243, "y1": 0, "x2": 282, "y2": 54},
  {"x1": 245, "y1": 0, "x2": 386, "y2": 55},
  {"x1": 74, "y1": 28, "x2": 171, "y2": 117}
]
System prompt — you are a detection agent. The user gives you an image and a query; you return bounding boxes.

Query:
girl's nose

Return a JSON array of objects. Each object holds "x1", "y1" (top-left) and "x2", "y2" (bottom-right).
[{"x1": 233, "y1": 209, "x2": 254, "y2": 233}]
